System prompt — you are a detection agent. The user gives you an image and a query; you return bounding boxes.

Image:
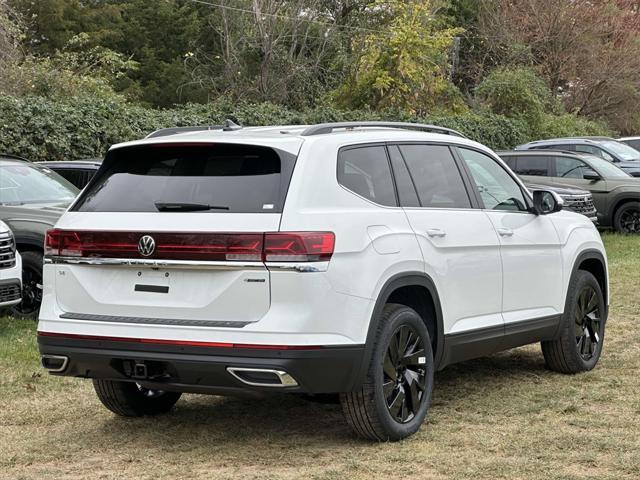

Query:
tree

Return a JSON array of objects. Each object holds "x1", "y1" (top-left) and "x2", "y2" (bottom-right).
[
  {"x1": 477, "y1": 0, "x2": 640, "y2": 133},
  {"x1": 334, "y1": 0, "x2": 464, "y2": 114},
  {"x1": 186, "y1": 0, "x2": 352, "y2": 108},
  {"x1": 0, "y1": 0, "x2": 23, "y2": 94}
]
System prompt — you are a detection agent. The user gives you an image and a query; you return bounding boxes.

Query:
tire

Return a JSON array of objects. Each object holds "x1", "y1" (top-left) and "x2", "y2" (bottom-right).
[
  {"x1": 542, "y1": 270, "x2": 606, "y2": 374},
  {"x1": 613, "y1": 201, "x2": 640, "y2": 234},
  {"x1": 340, "y1": 304, "x2": 434, "y2": 441},
  {"x1": 93, "y1": 379, "x2": 182, "y2": 417},
  {"x1": 10, "y1": 251, "x2": 44, "y2": 320}
]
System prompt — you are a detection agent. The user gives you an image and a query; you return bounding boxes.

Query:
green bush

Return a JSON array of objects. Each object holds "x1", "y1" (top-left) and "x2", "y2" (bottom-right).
[
  {"x1": 475, "y1": 67, "x2": 553, "y2": 121},
  {"x1": 0, "y1": 95, "x2": 612, "y2": 161}
]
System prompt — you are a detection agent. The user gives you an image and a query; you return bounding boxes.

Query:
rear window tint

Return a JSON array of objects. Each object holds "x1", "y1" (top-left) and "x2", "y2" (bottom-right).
[
  {"x1": 337, "y1": 146, "x2": 397, "y2": 206},
  {"x1": 516, "y1": 156, "x2": 550, "y2": 176},
  {"x1": 73, "y1": 144, "x2": 295, "y2": 213}
]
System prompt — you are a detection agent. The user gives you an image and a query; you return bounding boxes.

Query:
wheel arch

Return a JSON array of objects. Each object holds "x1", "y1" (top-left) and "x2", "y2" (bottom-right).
[
  {"x1": 355, "y1": 272, "x2": 445, "y2": 387},
  {"x1": 609, "y1": 195, "x2": 639, "y2": 226},
  {"x1": 571, "y1": 249, "x2": 608, "y2": 315}
]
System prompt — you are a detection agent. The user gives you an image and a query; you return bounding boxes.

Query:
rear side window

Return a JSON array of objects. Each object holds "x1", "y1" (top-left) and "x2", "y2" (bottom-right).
[
  {"x1": 574, "y1": 144, "x2": 613, "y2": 161},
  {"x1": 624, "y1": 139, "x2": 640, "y2": 150},
  {"x1": 502, "y1": 156, "x2": 517, "y2": 170},
  {"x1": 516, "y1": 156, "x2": 550, "y2": 176},
  {"x1": 399, "y1": 144, "x2": 471, "y2": 209},
  {"x1": 388, "y1": 145, "x2": 420, "y2": 207},
  {"x1": 337, "y1": 146, "x2": 397, "y2": 206},
  {"x1": 73, "y1": 144, "x2": 295, "y2": 213}
]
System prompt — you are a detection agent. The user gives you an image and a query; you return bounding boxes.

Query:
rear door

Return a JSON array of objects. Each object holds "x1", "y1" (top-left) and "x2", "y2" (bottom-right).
[
  {"x1": 389, "y1": 143, "x2": 504, "y2": 338},
  {"x1": 51, "y1": 141, "x2": 298, "y2": 326}
]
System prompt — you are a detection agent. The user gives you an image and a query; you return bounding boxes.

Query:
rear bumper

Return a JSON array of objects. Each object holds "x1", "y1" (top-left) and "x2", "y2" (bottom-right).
[{"x1": 37, "y1": 333, "x2": 365, "y2": 395}]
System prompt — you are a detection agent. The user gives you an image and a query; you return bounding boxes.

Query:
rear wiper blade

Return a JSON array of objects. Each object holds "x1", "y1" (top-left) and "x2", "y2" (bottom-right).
[{"x1": 154, "y1": 202, "x2": 229, "y2": 212}]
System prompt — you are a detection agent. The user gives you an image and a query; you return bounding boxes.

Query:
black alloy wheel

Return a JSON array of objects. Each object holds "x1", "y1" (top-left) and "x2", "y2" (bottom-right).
[
  {"x1": 340, "y1": 304, "x2": 434, "y2": 441},
  {"x1": 542, "y1": 270, "x2": 606, "y2": 374},
  {"x1": 574, "y1": 285, "x2": 603, "y2": 361},
  {"x1": 383, "y1": 324, "x2": 427, "y2": 423},
  {"x1": 618, "y1": 208, "x2": 640, "y2": 234},
  {"x1": 613, "y1": 201, "x2": 640, "y2": 234}
]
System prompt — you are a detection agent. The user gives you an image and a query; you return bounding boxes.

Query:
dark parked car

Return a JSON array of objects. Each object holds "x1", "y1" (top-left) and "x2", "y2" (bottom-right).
[
  {"x1": 618, "y1": 137, "x2": 640, "y2": 152},
  {"x1": 522, "y1": 181, "x2": 597, "y2": 222},
  {"x1": 0, "y1": 155, "x2": 79, "y2": 317},
  {"x1": 37, "y1": 160, "x2": 101, "y2": 189},
  {"x1": 515, "y1": 137, "x2": 640, "y2": 177},
  {"x1": 498, "y1": 150, "x2": 640, "y2": 233}
]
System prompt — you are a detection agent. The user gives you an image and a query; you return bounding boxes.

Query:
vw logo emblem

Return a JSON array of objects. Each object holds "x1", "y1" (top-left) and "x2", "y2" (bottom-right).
[{"x1": 138, "y1": 235, "x2": 156, "y2": 257}]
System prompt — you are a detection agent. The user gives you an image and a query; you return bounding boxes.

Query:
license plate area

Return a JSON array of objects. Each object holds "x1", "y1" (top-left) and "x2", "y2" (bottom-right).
[{"x1": 134, "y1": 269, "x2": 170, "y2": 293}]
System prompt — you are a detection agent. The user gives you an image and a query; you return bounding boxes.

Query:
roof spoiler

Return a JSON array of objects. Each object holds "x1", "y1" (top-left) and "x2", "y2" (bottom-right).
[{"x1": 146, "y1": 119, "x2": 242, "y2": 139}]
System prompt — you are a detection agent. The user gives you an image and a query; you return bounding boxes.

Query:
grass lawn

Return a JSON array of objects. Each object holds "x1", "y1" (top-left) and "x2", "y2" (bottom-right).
[{"x1": 1, "y1": 233, "x2": 638, "y2": 479}]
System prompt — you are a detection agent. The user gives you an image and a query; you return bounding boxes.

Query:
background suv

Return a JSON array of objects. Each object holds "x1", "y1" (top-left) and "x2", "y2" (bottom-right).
[
  {"x1": 499, "y1": 150, "x2": 640, "y2": 234},
  {"x1": 37, "y1": 160, "x2": 102, "y2": 189},
  {"x1": 520, "y1": 180, "x2": 597, "y2": 222},
  {"x1": 0, "y1": 220, "x2": 22, "y2": 310},
  {"x1": 516, "y1": 137, "x2": 640, "y2": 177},
  {"x1": 38, "y1": 122, "x2": 609, "y2": 441},
  {"x1": 0, "y1": 155, "x2": 79, "y2": 317}
]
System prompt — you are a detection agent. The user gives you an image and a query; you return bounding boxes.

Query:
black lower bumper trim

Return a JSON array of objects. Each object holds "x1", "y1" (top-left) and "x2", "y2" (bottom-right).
[{"x1": 38, "y1": 335, "x2": 365, "y2": 395}]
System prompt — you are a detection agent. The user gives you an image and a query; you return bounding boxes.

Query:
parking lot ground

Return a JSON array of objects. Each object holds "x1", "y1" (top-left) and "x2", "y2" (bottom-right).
[{"x1": 1, "y1": 233, "x2": 639, "y2": 480}]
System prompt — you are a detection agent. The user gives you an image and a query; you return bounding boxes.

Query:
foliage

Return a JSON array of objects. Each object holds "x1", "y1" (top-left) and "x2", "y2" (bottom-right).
[
  {"x1": 0, "y1": 0, "x2": 23, "y2": 93},
  {"x1": 0, "y1": 95, "x2": 611, "y2": 162},
  {"x1": 335, "y1": 0, "x2": 464, "y2": 114},
  {"x1": 477, "y1": 0, "x2": 640, "y2": 133},
  {"x1": 4, "y1": 33, "x2": 137, "y2": 101},
  {"x1": 475, "y1": 67, "x2": 553, "y2": 121}
]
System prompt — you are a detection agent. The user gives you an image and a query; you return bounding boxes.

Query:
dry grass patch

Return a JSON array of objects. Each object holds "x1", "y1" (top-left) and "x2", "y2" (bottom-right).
[{"x1": 1, "y1": 233, "x2": 639, "y2": 479}]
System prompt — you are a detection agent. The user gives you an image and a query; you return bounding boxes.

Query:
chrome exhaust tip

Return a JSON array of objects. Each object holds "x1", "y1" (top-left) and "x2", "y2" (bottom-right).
[
  {"x1": 226, "y1": 367, "x2": 298, "y2": 387},
  {"x1": 41, "y1": 355, "x2": 69, "y2": 373}
]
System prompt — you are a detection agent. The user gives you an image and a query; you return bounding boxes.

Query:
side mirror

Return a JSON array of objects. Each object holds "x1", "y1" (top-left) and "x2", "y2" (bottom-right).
[
  {"x1": 532, "y1": 190, "x2": 563, "y2": 215},
  {"x1": 583, "y1": 169, "x2": 601, "y2": 181}
]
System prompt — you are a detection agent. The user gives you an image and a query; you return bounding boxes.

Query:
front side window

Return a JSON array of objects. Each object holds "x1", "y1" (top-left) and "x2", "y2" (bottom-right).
[
  {"x1": 574, "y1": 144, "x2": 614, "y2": 162},
  {"x1": 554, "y1": 157, "x2": 589, "y2": 179},
  {"x1": 516, "y1": 156, "x2": 550, "y2": 176},
  {"x1": 582, "y1": 155, "x2": 632, "y2": 178},
  {"x1": 398, "y1": 144, "x2": 471, "y2": 209},
  {"x1": 458, "y1": 148, "x2": 528, "y2": 212},
  {"x1": 338, "y1": 146, "x2": 397, "y2": 206},
  {"x1": 0, "y1": 163, "x2": 78, "y2": 205}
]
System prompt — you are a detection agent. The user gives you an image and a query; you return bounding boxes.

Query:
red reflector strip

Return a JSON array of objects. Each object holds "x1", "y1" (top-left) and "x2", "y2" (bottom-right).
[{"x1": 37, "y1": 331, "x2": 324, "y2": 350}]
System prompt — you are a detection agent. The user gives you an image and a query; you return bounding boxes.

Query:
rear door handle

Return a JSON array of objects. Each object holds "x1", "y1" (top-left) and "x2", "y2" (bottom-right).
[
  {"x1": 426, "y1": 228, "x2": 447, "y2": 238},
  {"x1": 497, "y1": 228, "x2": 514, "y2": 237}
]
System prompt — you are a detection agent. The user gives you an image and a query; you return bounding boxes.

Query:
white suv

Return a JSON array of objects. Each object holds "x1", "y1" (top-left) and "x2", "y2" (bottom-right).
[
  {"x1": 38, "y1": 122, "x2": 609, "y2": 441},
  {"x1": 0, "y1": 220, "x2": 22, "y2": 309}
]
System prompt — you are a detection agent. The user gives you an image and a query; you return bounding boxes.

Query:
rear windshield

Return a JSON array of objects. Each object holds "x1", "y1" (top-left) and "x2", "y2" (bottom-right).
[{"x1": 73, "y1": 144, "x2": 295, "y2": 213}]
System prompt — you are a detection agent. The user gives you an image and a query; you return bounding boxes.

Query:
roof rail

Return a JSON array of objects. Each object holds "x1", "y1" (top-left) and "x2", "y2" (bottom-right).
[
  {"x1": 300, "y1": 121, "x2": 466, "y2": 138},
  {"x1": 146, "y1": 119, "x2": 242, "y2": 139}
]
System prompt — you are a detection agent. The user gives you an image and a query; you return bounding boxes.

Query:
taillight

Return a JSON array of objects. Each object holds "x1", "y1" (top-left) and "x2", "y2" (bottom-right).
[
  {"x1": 45, "y1": 229, "x2": 83, "y2": 257},
  {"x1": 264, "y1": 232, "x2": 335, "y2": 262},
  {"x1": 44, "y1": 230, "x2": 334, "y2": 262}
]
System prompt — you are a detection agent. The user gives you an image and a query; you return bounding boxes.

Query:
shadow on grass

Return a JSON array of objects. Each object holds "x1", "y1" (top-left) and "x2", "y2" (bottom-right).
[{"x1": 87, "y1": 347, "x2": 552, "y2": 451}]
